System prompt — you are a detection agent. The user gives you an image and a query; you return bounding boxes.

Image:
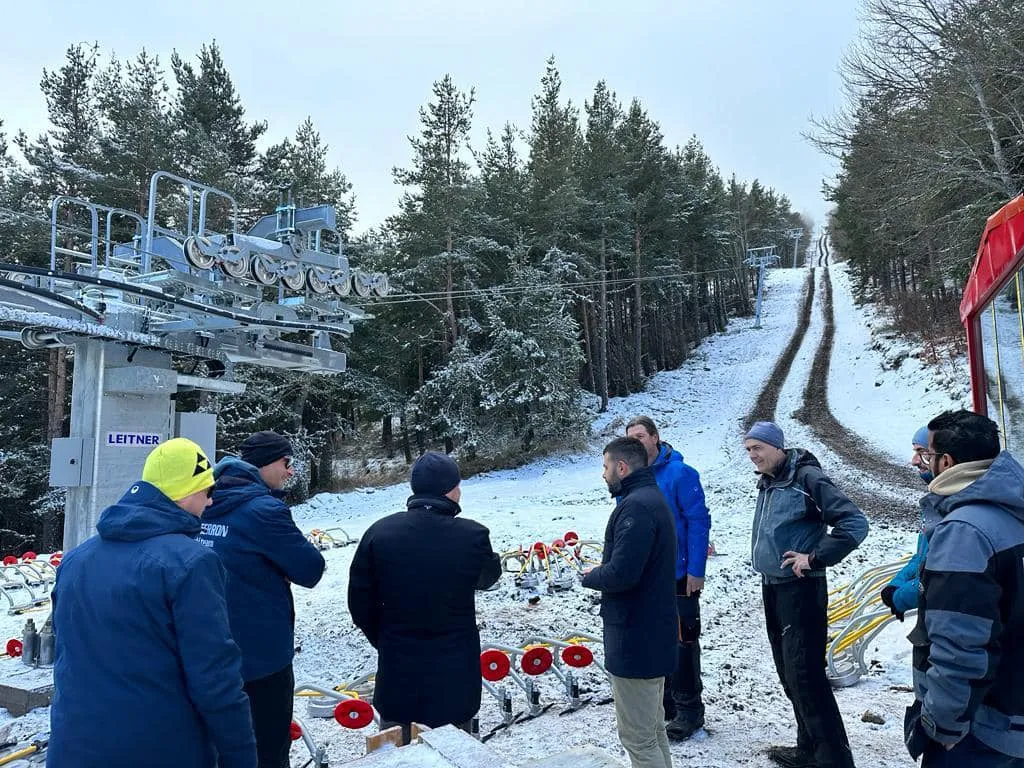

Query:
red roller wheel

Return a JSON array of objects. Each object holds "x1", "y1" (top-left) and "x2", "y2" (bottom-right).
[
  {"x1": 333, "y1": 698, "x2": 375, "y2": 729},
  {"x1": 289, "y1": 721, "x2": 303, "y2": 741},
  {"x1": 21, "y1": 552, "x2": 36, "y2": 562},
  {"x1": 551, "y1": 538, "x2": 565, "y2": 549},
  {"x1": 6, "y1": 639, "x2": 22, "y2": 658},
  {"x1": 521, "y1": 646, "x2": 553, "y2": 675},
  {"x1": 563, "y1": 531, "x2": 579, "y2": 546},
  {"x1": 562, "y1": 645, "x2": 594, "y2": 668},
  {"x1": 50, "y1": 556, "x2": 62, "y2": 567},
  {"x1": 480, "y1": 649, "x2": 511, "y2": 682},
  {"x1": 1, "y1": 557, "x2": 16, "y2": 566},
  {"x1": 532, "y1": 542, "x2": 548, "y2": 559}
]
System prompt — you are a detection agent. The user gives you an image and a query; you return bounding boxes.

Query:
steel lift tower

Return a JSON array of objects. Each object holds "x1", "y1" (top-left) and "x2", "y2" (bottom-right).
[{"x1": 0, "y1": 171, "x2": 391, "y2": 550}]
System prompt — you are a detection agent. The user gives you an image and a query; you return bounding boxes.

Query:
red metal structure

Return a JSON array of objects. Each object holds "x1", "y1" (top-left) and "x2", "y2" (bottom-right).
[{"x1": 961, "y1": 195, "x2": 1024, "y2": 415}]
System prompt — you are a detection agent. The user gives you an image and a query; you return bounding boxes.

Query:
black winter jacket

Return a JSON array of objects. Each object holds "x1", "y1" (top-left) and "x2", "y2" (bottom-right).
[
  {"x1": 348, "y1": 495, "x2": 501, "y2": 727},
  {"x1": 751, "y1": 449, "x2": 868, "y2": 582},
  {"x1": 582, "y1": 467, "x2": 677, "y2": 679}
]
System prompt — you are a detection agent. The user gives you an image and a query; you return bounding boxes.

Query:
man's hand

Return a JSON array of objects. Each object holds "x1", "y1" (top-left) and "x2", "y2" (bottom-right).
[
  {"x1": 581, "y1": 566, "x2": 595, "y2": 577},
  {"x1": 781, "y1": 551, "x2": 812, "y2": 578},
  {"x1": 685, "y1": 575, "x2": 704, "y2": 596}
]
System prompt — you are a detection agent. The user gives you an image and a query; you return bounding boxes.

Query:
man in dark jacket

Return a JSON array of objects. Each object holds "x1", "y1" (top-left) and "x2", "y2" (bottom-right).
[
  {"x1": 626, "y1": 415, "x2": 711, "y2": 739},
  {"x1": 744, "y1": 421, "x2": 868, "y2": 768},
  {"x1": 905, "y1": 410, "x2": 1024, "y2": 766},
  {"x1": 198, "y1": 431, "x2": 326, "y2": 768},
  {"x1": 49, "y1": 438, "x2": 257, "y2": 768},
  {"x1": 582, "y1": 437, "x2": 677, "y2": 768},
  {"x1": 348, "y1": 451, "x2": 501, "y2": 744}
]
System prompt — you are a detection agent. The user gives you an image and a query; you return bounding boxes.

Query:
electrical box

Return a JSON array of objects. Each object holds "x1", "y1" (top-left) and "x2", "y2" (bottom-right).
[
  {"x1": 49, "y1": 438, "x2": 94, "y2": 487},
  {"x1": 175, "y1": 412, "x2": 217, "y2": 463}
]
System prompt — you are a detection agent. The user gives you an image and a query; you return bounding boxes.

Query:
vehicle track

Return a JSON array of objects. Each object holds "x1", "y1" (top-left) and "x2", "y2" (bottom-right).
[{"x1": 743, "y1": 270, "x2": 816, "y2": 431}]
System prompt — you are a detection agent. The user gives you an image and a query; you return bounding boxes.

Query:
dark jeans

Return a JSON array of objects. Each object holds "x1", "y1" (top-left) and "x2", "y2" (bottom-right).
[
  {"x1": 243, "y1": 663, "x2": 295, "y2": 768},
  {"x1": 379, "y1": 718, "x2": 474, "y2": 746},
  {"x1": 763, "y1": 577, "x2": 855, "y2": 768},
  {"x1": 663, "y1": 588, "x2": 704, "y2": 720},
  {"x1": 921, "y1": 734, "x2": 1024, "y2": 767}
]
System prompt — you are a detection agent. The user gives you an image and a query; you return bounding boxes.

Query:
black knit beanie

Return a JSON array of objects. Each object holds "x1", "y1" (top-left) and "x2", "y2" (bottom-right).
[
  {"x1": 410, "y1": 451, "x2": 461, "y2": 497},
  {"x1": 240, "y1": 431, "x2": 293, "y2": 468}
]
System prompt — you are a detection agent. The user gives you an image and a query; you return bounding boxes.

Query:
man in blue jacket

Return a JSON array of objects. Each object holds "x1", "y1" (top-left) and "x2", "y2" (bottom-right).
[
  {"x1": 199, "y1": 431, "x2": 326, "y2": 768},
  {"x1": 49, "y1": 438, "x2": 257, "y2": 768},
  {"x1": 880, "y1": 427, "x2": 932, "y2": 620},
  {"x1": 626, "y1": 416, "x2": 711, "y2": 740},
  {"x1": 583, "y1": 437, "x2": 678, "y2": 768}
]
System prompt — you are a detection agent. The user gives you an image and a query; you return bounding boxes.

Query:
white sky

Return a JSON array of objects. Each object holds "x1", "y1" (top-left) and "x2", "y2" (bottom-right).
[{"x1": 1, "y1": 0, "x2": 860, "y2": 236}]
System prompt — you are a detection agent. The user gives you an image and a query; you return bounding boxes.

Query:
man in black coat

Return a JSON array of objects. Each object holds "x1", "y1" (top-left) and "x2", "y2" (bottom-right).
[
  {"x1": 348, "y1": 452, "x2": 501, "y2": 744},
  {"x1": 582, "y1": 437, "x2": 678, "y2": 768}
]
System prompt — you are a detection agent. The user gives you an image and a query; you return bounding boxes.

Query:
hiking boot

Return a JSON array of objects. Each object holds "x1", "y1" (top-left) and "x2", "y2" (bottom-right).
[
  {"x1": 766, "y1": 745, "x2": 816, "y2": 768},
  {"x1": 665, "y1": 712, "x2": 704, "y2": 741}
]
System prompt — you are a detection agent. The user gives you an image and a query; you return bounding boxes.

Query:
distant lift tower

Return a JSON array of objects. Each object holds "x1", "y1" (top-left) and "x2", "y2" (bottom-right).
[
  {"x1": 744, "y1": 246, "x2": 780, "y2": 329},
  {"x1": 786, "y1": 228, "x2": 804, "y2": 269},
  {"x1": 0, "y1": 170, "x2": 391, "y2": 550}
]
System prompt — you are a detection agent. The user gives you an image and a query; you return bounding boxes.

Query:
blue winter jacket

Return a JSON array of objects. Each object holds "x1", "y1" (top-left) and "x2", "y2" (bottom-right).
[
  {"x1": 650, "y1": 443, "x2": 712, "y2": 580},
  {"x1": 198, "y1": 458, "x2": 325, "y2": 681},
  {"x1": 48, "y1": 482, "x2": 256, "y2": 768},
  {"x1": 888, "y1": 533, "x2": 928, "y2": 615}
]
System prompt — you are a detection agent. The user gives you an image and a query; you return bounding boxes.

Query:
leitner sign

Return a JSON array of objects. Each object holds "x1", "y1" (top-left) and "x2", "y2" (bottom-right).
[{"x1": 106, "y1": 432, "x2": 162, "y2": 447}]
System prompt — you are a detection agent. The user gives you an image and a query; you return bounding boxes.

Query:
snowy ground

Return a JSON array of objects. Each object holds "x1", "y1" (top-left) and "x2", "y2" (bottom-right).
[{"x1": 0, "y1": 262, "x2": 968, "y2": 766}]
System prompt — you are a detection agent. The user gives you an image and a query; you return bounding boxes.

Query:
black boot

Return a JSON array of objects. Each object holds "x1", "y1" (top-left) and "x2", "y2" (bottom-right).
[
  {"x1": 665, "y1": 711, "x2": 704, "y2": 741},
  {"x1": 766, "y1": 745, "x2": 816, "y2": 768}
]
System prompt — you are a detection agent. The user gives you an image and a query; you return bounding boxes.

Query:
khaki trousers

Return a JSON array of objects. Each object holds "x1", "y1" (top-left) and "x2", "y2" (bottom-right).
[{"x1": 610, "y1": 674, "x2": 672, "y2": 768}]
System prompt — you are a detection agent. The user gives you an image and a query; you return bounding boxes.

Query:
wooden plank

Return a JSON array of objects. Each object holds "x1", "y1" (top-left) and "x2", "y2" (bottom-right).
[{"x1": 365, "y1": 724, "x2": 405, "y2": 754}]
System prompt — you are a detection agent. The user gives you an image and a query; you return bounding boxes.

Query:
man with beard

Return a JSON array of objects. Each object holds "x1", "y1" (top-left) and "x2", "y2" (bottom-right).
[
  {"x1": 905, "y1": 410, "x2": 1024, "y2": 766},
  {"x1": 582, "y1": 437, "x2": 678, "y2": 768}
]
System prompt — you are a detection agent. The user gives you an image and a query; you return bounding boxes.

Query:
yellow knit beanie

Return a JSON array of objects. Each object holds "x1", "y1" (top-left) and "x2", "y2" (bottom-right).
[{"x1": 142, "y1": 438, "x2": 214, "y2": 501}]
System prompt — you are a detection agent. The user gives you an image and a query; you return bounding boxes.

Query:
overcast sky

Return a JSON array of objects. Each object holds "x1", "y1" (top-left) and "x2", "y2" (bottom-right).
[{"x1": 1, "y1": 0, "x2": 860, "y2": 237}]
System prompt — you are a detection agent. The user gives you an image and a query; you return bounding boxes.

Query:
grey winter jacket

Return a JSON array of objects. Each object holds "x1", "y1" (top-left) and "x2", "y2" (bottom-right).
[
  {"x1": 750, "y1": 449, "x2": 868, "y2": 583},
  {"x1": 909, "y1": 451, "x2": 1024, "y2": 757}
]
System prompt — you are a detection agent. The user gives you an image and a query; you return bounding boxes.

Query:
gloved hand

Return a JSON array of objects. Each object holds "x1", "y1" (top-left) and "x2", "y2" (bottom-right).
[{"x1": 880, "y1": 585, "x2": 905, "y2": 621}]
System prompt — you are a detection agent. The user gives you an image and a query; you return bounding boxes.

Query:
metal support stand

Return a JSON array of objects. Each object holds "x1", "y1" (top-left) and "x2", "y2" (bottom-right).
[{"x1": 744, "y1": 247, "x2": 779, "y2": 330}]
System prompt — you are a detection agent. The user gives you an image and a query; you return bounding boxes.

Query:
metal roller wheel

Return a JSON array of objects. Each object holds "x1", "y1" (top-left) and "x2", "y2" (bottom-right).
[
  {"x1": 307, "y1": 268, "x2": 331, "y2": 295},
  {"x1": 371, "y1": 272, "x2": 389, "y2": 297},
  {"x1": 219, "y1": 251, "x2": 250, "y2": 279},
  {"x1": 330, "y1": 270, "x2": 352, "y2": 297},
  {"x1": 352, "y1": 271, "x2": 373, "y2": 298},
  {"x1": 251, "y1": 255, "x2": 279, "y2": 286},
  {"x1": 184, "y1": 236, "x2": 217, "y2": 270},
  {"x1": 281, "y1": 265, "x2": 306, "y2": 292}
]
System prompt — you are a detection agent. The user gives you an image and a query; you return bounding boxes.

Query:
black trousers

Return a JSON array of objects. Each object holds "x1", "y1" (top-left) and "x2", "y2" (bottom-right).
[
  {"x1": 243, "y1": 663, "x2": 295, "y2": 768},
  {"x1": 921, "y1": 734, "x2": 1024, "y2": 767},
  {"x1": 663, "y1": 588, "x2": 704, "y2": 719},
  {"x1": 763, "y1": 578, "x2": 855, "y2": 768}
]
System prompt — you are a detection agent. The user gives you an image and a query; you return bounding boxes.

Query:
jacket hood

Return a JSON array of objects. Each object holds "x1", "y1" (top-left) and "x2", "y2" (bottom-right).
[
  {"x1": 651, "y1": 442, "x2": 684, "y2": 471},
  {"x1": 95, "y1": 481, "x2": 201, "y2": 542},
  {"x1": 206, "y1": 457, "x2": 276, "y2": 520},
  {"x1": 759, "y1": 448, "x2": 821, "y2": 488},
  {"x1": 938, "y1": 451, "x2": 1024, "y2": 522}
]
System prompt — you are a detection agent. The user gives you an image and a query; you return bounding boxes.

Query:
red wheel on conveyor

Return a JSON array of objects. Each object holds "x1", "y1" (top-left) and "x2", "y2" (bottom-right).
[
  {"x1": 480, "y1": 649, "x2": 511, "y2": 681},
  {"x1": 334, "y1": 698, "x2": 375, "y2": 729},
  {"x1": 521, "y1": 647, "x2": 553, "y2": 675}
]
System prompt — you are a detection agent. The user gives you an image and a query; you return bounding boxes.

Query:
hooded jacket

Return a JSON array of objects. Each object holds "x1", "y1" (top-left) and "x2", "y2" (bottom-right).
[
  {"x1": 48, "y1": 482, "x2": 256, "y2": 768},
  {"x1": 582, "y1": 467, "x2": 678, "y2": 679},
  {"x1": 650, "y1": 443, "x2": 711, "y2": 580},
  {"x1": 750, "y1": 449, "x2": 868, "y2": 582},
  {"x1": 909, "y1": 451, "x2": 1024, "y2": 757},
  {"x1": 198, "y1": 458, "x2": 325, "y2": 682},
  {"x1": 348, "y1": 494, "x2": 501, "y2": 727}
]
